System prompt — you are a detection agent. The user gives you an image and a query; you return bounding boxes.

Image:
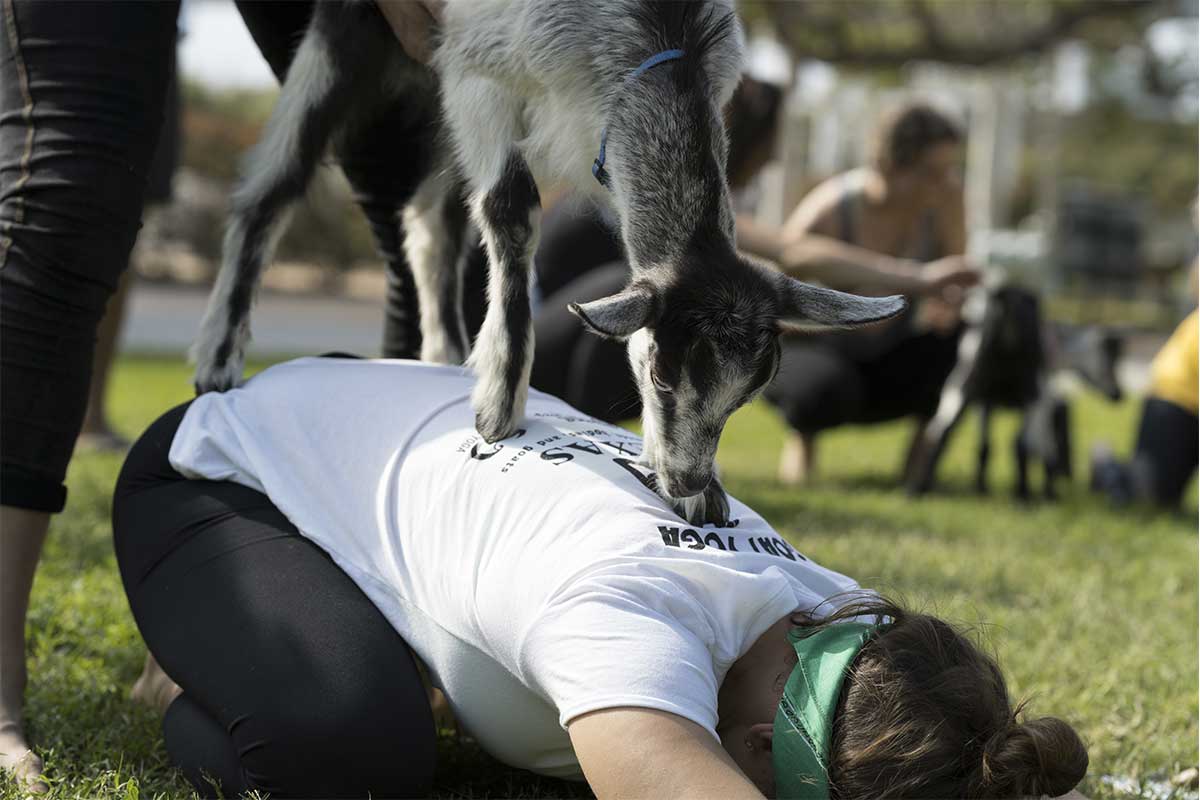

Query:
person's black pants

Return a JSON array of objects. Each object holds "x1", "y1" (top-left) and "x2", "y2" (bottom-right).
[
  {"x1": 112, "y1": 404, "x2": 435, "y2": 798},
  {"x1": 764, "y1": 327, "x2": 962, "y2": 434},
  {"x1": 1133, "y1": 396, "x2": 1198, "y2": 508},
  {"x1": 0, "y1": 0, "x2": 429, "y2": 513},
  {"x1": 0, "y1": 0, "x2": 181, "y2": 512}
]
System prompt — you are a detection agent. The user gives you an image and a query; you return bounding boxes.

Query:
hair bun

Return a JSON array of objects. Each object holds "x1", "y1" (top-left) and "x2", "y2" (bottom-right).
[{"x1": 979, "y1": 716, "x2": 1089, "y2": 798}]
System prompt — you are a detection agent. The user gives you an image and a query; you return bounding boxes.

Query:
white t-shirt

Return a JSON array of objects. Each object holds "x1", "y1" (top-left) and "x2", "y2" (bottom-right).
[{"x1": 169, "y1": 358, "x2": 862, "y2": 779}]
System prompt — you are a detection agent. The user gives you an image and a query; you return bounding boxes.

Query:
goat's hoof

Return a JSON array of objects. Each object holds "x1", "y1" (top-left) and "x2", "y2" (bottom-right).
[
  {"x1": 673, "y1": 479, "x2": 731, "y2": 527},
  {"x1": 474, "y1": 409, "x2": 519, "y2": 444},
  {"x1": 193, "y1": 358, "x2": 244, "y2": 395},
  {"x1": 702, "y1": 481, "x2": 731, "y2": 527}
]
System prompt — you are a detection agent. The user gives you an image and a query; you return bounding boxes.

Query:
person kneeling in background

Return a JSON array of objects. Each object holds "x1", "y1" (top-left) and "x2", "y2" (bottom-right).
[{"x1": 1091, "y1": 310, "x2": 1198, "y2": 511}]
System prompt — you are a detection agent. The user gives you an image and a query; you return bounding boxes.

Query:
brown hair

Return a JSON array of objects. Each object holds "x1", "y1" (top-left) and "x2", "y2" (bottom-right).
[
  {"x1": 870, "y1": 103, "x2": 963, "y2": 174},
  {"x1": 798, "y1": 596, "x2": 1088, "y2": 799}
]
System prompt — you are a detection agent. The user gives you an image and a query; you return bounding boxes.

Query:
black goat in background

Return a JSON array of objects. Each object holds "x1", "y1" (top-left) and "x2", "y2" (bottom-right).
[{"x1": 907, "y1": 285, "x2": 1124, "y2": 500}]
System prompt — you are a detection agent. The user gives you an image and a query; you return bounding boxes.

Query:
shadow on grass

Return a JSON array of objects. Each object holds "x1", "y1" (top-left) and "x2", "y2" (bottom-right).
[{"x1": 433, "y1": 735, "x2": 593, "y2": 799}]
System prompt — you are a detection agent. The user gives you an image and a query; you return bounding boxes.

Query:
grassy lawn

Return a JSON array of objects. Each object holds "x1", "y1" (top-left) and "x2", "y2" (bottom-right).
[{"x1": 7, "y1": 354, "x2": 1196, "y2": 799}]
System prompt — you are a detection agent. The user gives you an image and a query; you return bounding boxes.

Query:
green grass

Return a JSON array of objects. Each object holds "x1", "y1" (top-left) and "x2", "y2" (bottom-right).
[{"x1": 9, "y1": 354, "x2": 1196, "y2": 799}]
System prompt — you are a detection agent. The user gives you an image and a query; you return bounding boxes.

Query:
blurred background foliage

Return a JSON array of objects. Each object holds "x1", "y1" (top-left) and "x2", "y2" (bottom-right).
[
  {"x1": 743, "y1": 1, "x2": 1185, "y2": 72},
  {"x1": 741, "y1": 0, "x2": 1196, "y2": 214},
  {"x1": 159, "y1": 1, "x2": 1196, "y2": 324},
  {"x1": 176, "y1": 81, "x2": 377, "y2": 274}
]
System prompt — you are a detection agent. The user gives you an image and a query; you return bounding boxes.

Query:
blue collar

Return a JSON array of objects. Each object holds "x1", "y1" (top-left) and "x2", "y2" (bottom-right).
[{"x1": 592, "y1": 49, "x2": 686, "y2": 189}]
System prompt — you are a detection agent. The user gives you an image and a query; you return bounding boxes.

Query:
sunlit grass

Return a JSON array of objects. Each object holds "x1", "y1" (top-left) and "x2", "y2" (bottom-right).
[{"x1": 6, "y1": 354, "x2": 1195, "y2": 799}]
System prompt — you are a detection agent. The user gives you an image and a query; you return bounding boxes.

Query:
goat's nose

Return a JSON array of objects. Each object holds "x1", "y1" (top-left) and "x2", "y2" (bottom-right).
[{"x1": 677, "y1": 472, "x2": 711, "y2": 496}]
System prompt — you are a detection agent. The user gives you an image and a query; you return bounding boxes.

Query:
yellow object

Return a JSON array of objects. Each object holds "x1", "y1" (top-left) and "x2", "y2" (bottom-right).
[{"x1": 1150, "y1": 311, "x2": 1199, "y2": 414}]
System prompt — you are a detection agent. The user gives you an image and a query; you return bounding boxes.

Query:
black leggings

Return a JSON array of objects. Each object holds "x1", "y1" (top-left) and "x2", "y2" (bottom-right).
[
  {"x1": 112, "y1": 404, "x2": 435, "y2": 798},
  {"x1": 1132, "y1": 397, "x2": 1199, "y2": 507},
  {"x1": 764, "y1": 327, "x2": 961, "y2": 434},
  {"x1": 1094, "y1": 396, "x2": 1200, "y2": 509},
  {"x1": 0, "y1": 0, "x2": 180, "y2": 512},
  {"x1": 0, "y1": 0, "x2": 428, "y2": 513}
]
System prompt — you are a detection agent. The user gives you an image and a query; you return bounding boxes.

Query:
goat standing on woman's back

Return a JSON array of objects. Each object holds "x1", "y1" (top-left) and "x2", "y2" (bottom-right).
[{"x1": 191, "y1": 0, "x2": 904, "y2": 525}]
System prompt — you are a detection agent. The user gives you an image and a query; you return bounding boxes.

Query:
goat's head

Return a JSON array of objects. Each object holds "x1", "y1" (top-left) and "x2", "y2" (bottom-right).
[
  {"x1": 1067, "y1": 327, "x2": 1125, "y2": 402},
  {"x1": 570, "y1": 258, "x2": 906, "y2": 499}
]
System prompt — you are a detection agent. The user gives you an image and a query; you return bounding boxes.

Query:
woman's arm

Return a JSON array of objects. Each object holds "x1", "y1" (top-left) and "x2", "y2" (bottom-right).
[
  {"x1": 737, "y1": 177, "x2": 928, "y2": 296},
  {"x1": 738, "y1": 213, "x2": 926, "y2": 296},
  {"x1": 737, "y1": 178, "x2": 978, "y2": 298},
  {"x1": 776, "y1": 232, "x2": 928, "y2": 296},
  {"x1": 569, "y1": 708, "x2": 764, "y2": 800}
]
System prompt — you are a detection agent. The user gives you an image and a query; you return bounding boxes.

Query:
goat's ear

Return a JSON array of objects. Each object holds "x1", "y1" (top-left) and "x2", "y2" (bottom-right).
[
  {"x1": 569, "y1": 286, "x2": 657, "y2": 340},
  {"x1": 777, "y1": 278, "x2": 907, "y2": 333}
]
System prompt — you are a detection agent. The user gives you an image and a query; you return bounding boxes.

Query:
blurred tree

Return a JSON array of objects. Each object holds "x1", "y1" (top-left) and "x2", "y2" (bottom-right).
[
  {"x1": 181, "y1": 81, "x2": 270, "y2": 181},
  {"x1": 745, "y1": 1, "x2": 1173, "y2": 68}
]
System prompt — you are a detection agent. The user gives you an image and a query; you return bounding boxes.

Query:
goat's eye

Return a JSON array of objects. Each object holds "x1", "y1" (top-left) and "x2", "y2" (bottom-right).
[{"x1": 651, "y1": 367, "x2": 673, "y2": 394}]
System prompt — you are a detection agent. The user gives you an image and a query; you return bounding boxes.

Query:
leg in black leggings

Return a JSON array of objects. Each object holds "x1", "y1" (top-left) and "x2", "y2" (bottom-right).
[
  {"x1": 113, "y1": 406, "x2": 435, "y2": 798},
  {"x1": 764, "y1": 341, "x2": 866, "y2": 435},
  {"x1": 1131, "y1": 397, "x2": 1199, "y2": 509},
  {"x1": 0, "y1": 0, "x2": 180, "y2": 511}
]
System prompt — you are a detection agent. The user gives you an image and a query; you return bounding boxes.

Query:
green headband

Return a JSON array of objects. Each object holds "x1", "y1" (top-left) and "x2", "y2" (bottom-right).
[{"x1": 772, "y1": 621, "x2": 880, "y2": 800}]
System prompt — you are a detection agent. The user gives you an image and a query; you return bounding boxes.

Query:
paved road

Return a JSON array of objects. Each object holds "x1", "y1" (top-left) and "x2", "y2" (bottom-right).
[
  {"x1": 122, "y1": 281, "x2": 1155, "y2": 390},
  {"x1": 120, "y1": 282, "x2": 387, "y2": 357}
]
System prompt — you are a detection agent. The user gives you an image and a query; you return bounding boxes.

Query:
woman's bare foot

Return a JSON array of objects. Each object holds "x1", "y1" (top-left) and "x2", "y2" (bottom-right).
[
  {"x1": 130, "y1": 654, "x2": 182, "y2": 715},
  {"x1": 428, "y1": 687, "x2": 458, "y2": 735},
  {"x1": 0, "y1": 721, "x2": 46, "y2": 794},
  {"x1": 1, "y1": 507, "x2": 49, "y2": 793},
  {"x1": 777, "y1": 432, "x2": 816, "y2": 486}
]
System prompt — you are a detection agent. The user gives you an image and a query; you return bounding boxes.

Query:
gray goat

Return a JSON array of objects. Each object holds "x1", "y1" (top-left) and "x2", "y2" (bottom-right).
[{"x1": 191, "y1": 0, "x2": 904, "y2": 525}]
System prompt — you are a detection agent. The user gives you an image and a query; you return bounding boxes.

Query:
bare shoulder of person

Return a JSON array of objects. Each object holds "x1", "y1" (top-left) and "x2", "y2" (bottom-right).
[{"x1": 782, "y1": 174, "x2": 847, "y2": 239}]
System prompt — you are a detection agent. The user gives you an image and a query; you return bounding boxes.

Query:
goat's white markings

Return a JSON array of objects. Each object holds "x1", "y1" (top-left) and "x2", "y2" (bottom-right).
[{"x1": 405, "y1": 170, "x2": 468, "y2": 365}]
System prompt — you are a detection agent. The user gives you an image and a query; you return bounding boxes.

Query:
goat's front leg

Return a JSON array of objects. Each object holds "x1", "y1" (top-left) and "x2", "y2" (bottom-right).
[
  {"x1": 1043, "y1": 397, "x2": 1072, "y2": 501},
  {"x1": 906, "y1": 325, "x2": 983, "y2": 495},
  {"x1": 192, "y1": 22, "x2": 350, "y2": 392},
  {"x1": 907, "y1": 387, "x2": 970, "y2": 496},
  {"x1": 1013, "y1": 411, "x2": 1034, "y2": 502},
  {"x1": 976, "y1": 403, "x2": 992, "y2": 494},
  {"x1": 1012, "y1": 402, "x2": 1041, "y2": 503},
  {"x1": 468, "y1": 151, "x2": 541, "y2": 442}
]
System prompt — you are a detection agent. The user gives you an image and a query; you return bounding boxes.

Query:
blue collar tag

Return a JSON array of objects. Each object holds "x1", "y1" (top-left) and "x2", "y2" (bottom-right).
[{"x1": 592, "y1": 49, "x2": 686, "y2": 189}]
